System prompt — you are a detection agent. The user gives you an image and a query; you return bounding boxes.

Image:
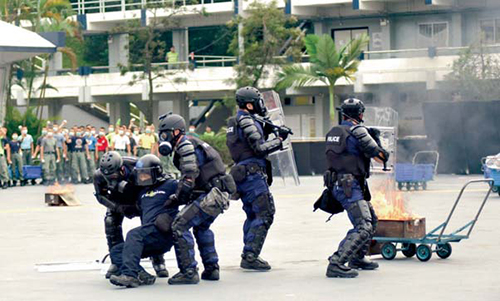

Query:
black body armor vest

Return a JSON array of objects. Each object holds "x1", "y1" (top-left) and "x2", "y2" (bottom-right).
[
  {"x1": 226, "y1": 116, "x2": 259, "y2": 163},
  {"x1": 325, "y1": 125, "x2": 370, "y2": 177}
]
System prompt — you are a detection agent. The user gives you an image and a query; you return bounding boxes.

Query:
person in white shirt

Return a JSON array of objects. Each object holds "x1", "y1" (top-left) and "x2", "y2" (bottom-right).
[{"x1": 112, "y1": 126, "x2": 131, "y2": 156}]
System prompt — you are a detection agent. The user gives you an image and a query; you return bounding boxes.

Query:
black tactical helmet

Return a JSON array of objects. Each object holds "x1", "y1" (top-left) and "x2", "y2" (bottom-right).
[
  {"x1": 235, "y1": 86, "x2": 267, "y2": 116},
  {"x1": 134, "y1": 154, "x2": 164, "y2": 186},
  {"x1": 340, "y1": 98, "x2": 365, "y2": 122},
  {"x1": 158, "y1": 112, "x2": 186, "y2": 133},
  {"x1": 99, "y1": 151, "x2": 123, "y2": 176}
]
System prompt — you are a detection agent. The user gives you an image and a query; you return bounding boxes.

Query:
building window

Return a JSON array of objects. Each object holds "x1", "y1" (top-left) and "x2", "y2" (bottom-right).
[
  {"x1": 332, "y1": 28, "x2": 369, "y2": 51},
  {"x1": 480, "y1": 19, "x2": 500, "y2": 44},
  {"x1": 417, "y1": 23, "x2": 448, "y2": 47}
]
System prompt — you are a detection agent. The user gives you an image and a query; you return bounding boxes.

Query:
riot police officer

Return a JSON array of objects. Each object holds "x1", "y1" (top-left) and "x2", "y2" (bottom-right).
[
  {"x1": 324, "y1": 98, "x2": 389, "y2": 278},
  {"x1": 109, "y1": 155, "x2": 179, "y2": 288},
  {"x1": 93, "y1": 151, "x2": 169, "y2": 279},
  {"x1": 226, "y1": 87, "x2": 289, "y2": 271},
  {"x1": 157, "y1": 113, "x2": 236, "y2": 285}
]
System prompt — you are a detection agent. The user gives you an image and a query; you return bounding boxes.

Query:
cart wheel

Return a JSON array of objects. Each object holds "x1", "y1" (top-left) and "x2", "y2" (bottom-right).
[
  {"x1": 492, "y1": 186, "x2": 499, "y2": 193},
  {"x1": 423, "y1": 182, "x2": 428, "y2": 190},
  {"x1": 381, "y1": 243, "x2": 397, "y2": 260},
  {"x1": 416, "y1": 244, "x2": 432, "y2": 262},
  {"x1": 402, "y1": 243, "x2": 417, "y2": 258},
  {"x1": 436, "y1": 243, "x2": 452, "y2": 259},
  {"x1": 406, "y1": 182, "x2": 412, "y2": 191},
  {"x1": 397, "y1": 182, "x2": 403, "y2": 190}
]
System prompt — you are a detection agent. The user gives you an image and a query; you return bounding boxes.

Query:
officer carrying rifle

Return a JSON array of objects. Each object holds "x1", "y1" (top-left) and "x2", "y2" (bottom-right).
[{"x1": 320, "y1": 98, "x2": 389, "y2": 279}]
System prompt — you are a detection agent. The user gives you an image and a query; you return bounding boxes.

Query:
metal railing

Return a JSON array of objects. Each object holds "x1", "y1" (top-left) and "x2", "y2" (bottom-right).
[
  {"x1": 364, "y1": 44, "x2": 500, "y2": 60},
  {"x1": 72, "y1": 0, "x2": 232, "y2": 15}
]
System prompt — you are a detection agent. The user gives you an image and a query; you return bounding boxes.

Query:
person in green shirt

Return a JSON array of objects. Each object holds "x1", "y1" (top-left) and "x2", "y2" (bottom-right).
[{"x1": 166, "y1": 46, "x2": 179, "y2": 69}]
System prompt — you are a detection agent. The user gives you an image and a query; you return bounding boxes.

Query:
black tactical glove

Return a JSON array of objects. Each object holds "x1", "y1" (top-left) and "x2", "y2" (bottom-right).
[
  {"x1": 278, "y1": 127, "x2": 290, "y2": 141},
  {"x1": 175, "y1": 178, "x2": 194, "y2": 205},
  {"x1": 379, "y1": 148, "x2": 390, "y2": 163},
  {"x1": 116, "y1": 205, "x2": 139, "y2": 218}
]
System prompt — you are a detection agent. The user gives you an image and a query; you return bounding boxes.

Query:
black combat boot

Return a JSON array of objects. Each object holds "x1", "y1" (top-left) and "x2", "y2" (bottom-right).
[
  {"x1": 105, "y1": 264, "x2": 120, "y2": 279},
  {"x1": 138, "y1": 270, "x2": 156, "y2": 285},
  {"x1": 109, "y1": 274, "x2": 141, "y2": 288},
  {"x1": 349, "y1": 256, "x2": 379, "y2": 270},
  {"x1": 326, "y1": 255, "x2": 358, "y2": 278},
  {"x1": 201, "y1": 263, "x2": 220, "y2": 281},
  {"x1": 168, "y1": 268, "x2": 200, "y2": 285},
  {"x1": 151, "y1": 257, "x2": 169, "y2": 278},
  {"x1": 240, "y1": 252, "x2": 271, "y2": 271}
]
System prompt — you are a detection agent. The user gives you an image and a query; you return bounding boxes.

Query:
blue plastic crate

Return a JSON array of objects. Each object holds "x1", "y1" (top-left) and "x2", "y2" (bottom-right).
[
  {"x1": 23, "y1": 165, "x2": 42, "y2": 179},
  {"x1": 395, "y1": 163, "x2": 414, "y2": 182},
  {"x1": 489, "y1": 168, "x2": 500, "y2": 186},
  {"x1": 414, "y1": 164, "x2": 434, "y2": 181}
]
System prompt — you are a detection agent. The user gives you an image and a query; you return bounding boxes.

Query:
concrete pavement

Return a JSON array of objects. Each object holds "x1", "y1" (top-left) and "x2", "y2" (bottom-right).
[{"x1": 0, "y1": 174, "x2": 499, "y2": 301}]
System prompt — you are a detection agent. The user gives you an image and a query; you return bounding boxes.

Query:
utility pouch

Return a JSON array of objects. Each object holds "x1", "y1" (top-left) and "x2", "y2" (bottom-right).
[
  {"x1": 340, "y1": 174, "x2": 354, "y2": 198},
  {"x1": 199, "y1": 187, "x2": 230, "y2": 217},
  {"x1": 323, "y1": 170, "x2": 337, "y2": 189},
  {"x1": 230, "y1": 164, "x2": 246, "y2": 183},
  {"x1": 246, "y1": 163, "x2": 262, "y2": 174},
  {"x1": 154, "y1": 213, "x2": 174, "y2": 233}
]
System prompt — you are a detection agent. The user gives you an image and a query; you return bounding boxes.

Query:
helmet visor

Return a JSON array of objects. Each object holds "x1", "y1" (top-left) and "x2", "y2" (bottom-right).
[{"x1": 135, "y1": 167, "x2": 156, "y2": 186}]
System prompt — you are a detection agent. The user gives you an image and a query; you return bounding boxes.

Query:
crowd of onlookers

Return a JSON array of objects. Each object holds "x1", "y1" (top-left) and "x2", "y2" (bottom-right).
[{"x1": 0, "y1": 119, "x2": 217, "y2": 189}]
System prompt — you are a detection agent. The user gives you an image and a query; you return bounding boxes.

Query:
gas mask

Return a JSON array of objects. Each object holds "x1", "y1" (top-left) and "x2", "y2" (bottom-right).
[
  {"x1": 250, "y1": 98, "x2": 267, "y2": 117},
  {"x1": 158, "y1": 130, "x2": 178, "y2": 156}
]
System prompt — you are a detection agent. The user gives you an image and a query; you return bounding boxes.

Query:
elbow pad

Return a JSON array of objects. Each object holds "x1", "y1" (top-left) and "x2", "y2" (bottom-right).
[
  {"x1": 239, "y1": 115, "x2": 282, "y2": 156},
  {"x1": 177, "y1": 140, "x2": 200, "y2": 179}
]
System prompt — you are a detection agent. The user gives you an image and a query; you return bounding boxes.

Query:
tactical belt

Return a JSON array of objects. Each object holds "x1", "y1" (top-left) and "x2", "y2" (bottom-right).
[{"x1": 245, "y1": 163, "x2": 266, "y2": 176}]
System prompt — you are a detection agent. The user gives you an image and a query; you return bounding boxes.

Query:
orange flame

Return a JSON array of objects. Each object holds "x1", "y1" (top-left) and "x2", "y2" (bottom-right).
[
  {"x1": 47, "y1": 183, "x2": 75, "y2": 195},
  {"x1": 371, "y1": 179, "x2": 419, "y2": 221}
]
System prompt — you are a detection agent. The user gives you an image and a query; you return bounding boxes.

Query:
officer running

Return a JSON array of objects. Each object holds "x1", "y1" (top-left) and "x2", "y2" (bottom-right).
[
  {"x1": 157, "y1": 113, "x2": 236, "y2": 284},
  {"x1": 109, "y1": 155, "x2": 179, "y2": 288},
  {"x1": 226, "y1": 87, "x2": 289, "y2": 271},
  {"x1": 324, "y1": 98, "x2": 389, "y2": 278},
  {"x1": 93, "y1": 151, "x2": 169, "y2": 279}
]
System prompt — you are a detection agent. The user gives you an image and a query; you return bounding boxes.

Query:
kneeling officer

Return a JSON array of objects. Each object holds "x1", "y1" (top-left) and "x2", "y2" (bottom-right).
[
  {"x1": 109, "y1": 154, "x2": 179, "y2": 288},
  {"x1": 324, "y1": 98, "x2": 389, "y2": 278},
  {"x1": 94, "y1": 151, "x2": 169, "y2": 279}
]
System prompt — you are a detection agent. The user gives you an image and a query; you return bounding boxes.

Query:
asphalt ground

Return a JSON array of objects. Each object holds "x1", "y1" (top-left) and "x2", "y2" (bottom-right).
[{"x1": 0, "y1": 174, "x2": 499, "y2": 301}]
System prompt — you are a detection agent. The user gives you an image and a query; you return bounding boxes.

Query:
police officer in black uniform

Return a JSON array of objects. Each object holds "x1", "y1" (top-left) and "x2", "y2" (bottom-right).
[
  {"x1": 109, "y1": 155, "x2": 179, "y2": 288},
  {"x1": 93, "y1": 151, "x2": 169, "y2": 279},
  {"x1": 226, "y1": 87, "x2": 289, "y2": 271},
  {"x1": 324, "y1": 98, "x2": 389, "y2": 278},
  {"x1": 157, "y1": 113, "x2": 236, "y2": 285}
]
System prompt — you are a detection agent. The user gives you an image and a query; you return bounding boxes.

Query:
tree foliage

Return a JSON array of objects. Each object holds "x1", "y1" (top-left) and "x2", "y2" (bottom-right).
[
  {"x1": 228, "y1": 0, "x2": 304, "y2": 90},
  {"x1": 275, "y1": 33, "x2": 369, "y2": 124},
  {"x1": 445, "y1": 43, "x2": 500, "y2": 101}
]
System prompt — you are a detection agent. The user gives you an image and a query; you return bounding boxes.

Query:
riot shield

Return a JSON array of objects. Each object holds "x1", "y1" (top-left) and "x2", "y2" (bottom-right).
[
  {"x1": 363, "y1": 107, "x2": 398, "y2": 175},
  {"x1": 261, "y1": 91, "x2": 300, "y2": 186}
]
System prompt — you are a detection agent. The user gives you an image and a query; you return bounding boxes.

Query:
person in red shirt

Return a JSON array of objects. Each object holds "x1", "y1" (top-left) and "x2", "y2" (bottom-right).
[{"x1": 96, "y1": 127, "x2": 109, "y2": 163}]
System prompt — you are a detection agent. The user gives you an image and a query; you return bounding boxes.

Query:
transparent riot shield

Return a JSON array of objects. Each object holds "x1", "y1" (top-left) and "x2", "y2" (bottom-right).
[
  {"x1": 363, "y1": 107, "x2": 398, "y2": 175},
  {"x1": 261, "y1": 91, "x2": 300, "y2": 186}
]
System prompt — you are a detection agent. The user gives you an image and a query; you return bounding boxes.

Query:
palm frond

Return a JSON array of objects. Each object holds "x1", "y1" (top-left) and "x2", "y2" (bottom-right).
[
  {"x1": 275, "y1": 64, "x2": 326, "y2": 90},
  {"x1": 313, "y1": 34, "x2": 338, "y2": 69},
  {"x1": 304, "y1": 34, "x2": 320, "y2": 59},
  {"x1": 340, "y1": 33, "x2": 369, "y2": 67}
]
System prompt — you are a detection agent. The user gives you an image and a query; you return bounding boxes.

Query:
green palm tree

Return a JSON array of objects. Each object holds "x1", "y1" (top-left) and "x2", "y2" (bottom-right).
[{"x1": 275, "y1": 33, "x2": 369, "y2": 125}]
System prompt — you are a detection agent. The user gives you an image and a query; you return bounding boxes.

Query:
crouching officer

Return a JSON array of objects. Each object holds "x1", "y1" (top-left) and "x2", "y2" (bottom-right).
[
  {"x1": 93, "y1": 151, "x2": 169, "y2": 279},
  {"x1": 226, "y1": 87, "x2": 289, "y2": 271},
  {"x1": 109, "y1": 155, "x2": 179, "y2": 288},
  {"x1": 157, "y1": 113, "x2": 236, "y2": 284},
  {"x1": 324, "y1": 98, "x2": 389, "y2": 278}
]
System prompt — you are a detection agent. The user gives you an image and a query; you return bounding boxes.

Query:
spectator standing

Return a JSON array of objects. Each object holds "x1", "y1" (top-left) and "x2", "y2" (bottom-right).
[
  {"x1": 204, "y1": 126, "x2": 215, "y2": 137},
  {"x1": 40, "y1": 129, "x2": 60, "y2": 185},
  {"x1": 53, "y1": 124, "x2": 66, "y2": 183},
  {"x1": 186, "y1": 125, "x2": 199, "y2": 138},
  {"x1": 0, "y1": 128, "x2": 10, "y2": 189},
  {"x1": 68, "y1": 126, "x2": 90, "y2": 184},
  {"x1": 166, "y1": 46, "x2": 179, "y2": 69},
  {"x1": 96, "y1": 128, "x2": 109, "y2": 163},
  {"x1": 8, "y1": 132, "x2": 24, "y2": 186},
  {"x1": 112, "y1": 126, "x2": 131, "y2": 156},
  {"x1": 86, "y1": 128, "x2": 98, "y2": 180},
  {"x1": 137, "y1": 126, "x2": 155, "y2": 157},
  {"x1": 19, "y1": 126, "x2": 34, "y2": 165}
]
